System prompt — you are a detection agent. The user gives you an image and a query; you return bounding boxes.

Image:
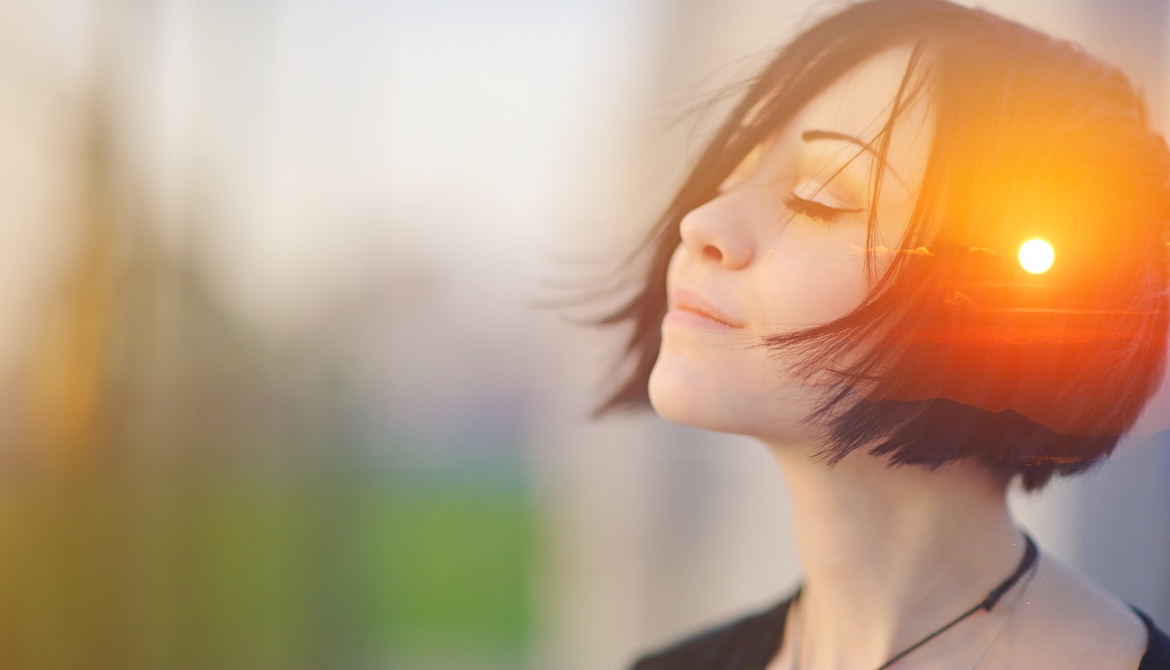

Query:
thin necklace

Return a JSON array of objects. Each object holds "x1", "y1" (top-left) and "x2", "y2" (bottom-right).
[
  {"x1": 965, "y1": 554, "x2": 1040, "y2": 669},
  {"x1": 790, "y1": 534, "x2": 1040, "y2": 670}
]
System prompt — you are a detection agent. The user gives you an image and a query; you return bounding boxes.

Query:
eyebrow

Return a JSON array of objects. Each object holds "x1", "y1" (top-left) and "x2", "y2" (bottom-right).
[{"x1": 802, "y1": 129, "x2": 906, "y2": 185}]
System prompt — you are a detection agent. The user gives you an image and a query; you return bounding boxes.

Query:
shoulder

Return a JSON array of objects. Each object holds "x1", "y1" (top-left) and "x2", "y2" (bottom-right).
[
  {"x1": 1135, "y1": 607, "x2": 1170, "y2": 670},
  {"x1": 1004, "y1": 555, "x2": 1150, "y2": 669},
  {"x1": 629, "y1": 598, "x2": 791, "y2": 670}
]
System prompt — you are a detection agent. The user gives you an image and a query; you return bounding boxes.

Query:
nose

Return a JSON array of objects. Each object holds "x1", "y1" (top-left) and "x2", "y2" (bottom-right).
[{"x1": 678, "y1": 197, "x2": 754, "y2": 269}]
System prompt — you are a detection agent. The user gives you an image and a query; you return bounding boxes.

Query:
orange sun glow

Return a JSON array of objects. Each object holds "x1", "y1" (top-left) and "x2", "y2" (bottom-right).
[{"x1": 1018, "y1": 238, "x2": 1054, "y2": 274}]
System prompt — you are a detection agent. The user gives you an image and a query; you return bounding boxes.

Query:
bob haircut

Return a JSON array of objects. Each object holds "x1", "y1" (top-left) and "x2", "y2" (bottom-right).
[{"x1": 598, "y1": 0, "x2": 1170, "y2": 491}]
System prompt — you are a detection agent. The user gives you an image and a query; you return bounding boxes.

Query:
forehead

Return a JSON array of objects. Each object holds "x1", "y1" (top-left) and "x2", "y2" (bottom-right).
[{"x1": 792, "y1": 47, "x2": 932, "y2": 197}]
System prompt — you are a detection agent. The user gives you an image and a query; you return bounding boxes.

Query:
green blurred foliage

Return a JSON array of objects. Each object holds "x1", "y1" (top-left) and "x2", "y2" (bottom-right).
[{"x1": 0, "y1": 471, "x2": 535, "y2": 670}]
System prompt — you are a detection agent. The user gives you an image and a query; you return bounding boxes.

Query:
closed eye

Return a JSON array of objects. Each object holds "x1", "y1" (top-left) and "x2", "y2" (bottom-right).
[{"x1": 784, "y1": 193, "x2": 865, "y2": 224}]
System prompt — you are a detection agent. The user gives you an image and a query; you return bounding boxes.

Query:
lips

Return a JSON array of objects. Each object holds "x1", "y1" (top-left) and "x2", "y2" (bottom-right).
[{"x1": 668, "y1": 287, "x2": 744, "y2": 329}]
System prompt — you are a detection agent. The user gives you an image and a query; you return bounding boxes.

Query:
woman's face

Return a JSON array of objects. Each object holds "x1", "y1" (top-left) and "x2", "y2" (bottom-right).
[{"x1": 648, "y1": 49, "x2": 932, "y2": 445}]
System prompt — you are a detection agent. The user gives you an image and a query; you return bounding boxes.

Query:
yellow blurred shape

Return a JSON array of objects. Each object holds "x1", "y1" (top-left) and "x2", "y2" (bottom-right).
[{"x1": 1018, "y1": 238, "x2": 1054, "y2": 274}]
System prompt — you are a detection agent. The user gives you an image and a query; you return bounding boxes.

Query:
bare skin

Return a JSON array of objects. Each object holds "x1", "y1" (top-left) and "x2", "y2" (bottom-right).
[{"x1": 763, "y1": 445, "x2": 1148, "y2": 670}]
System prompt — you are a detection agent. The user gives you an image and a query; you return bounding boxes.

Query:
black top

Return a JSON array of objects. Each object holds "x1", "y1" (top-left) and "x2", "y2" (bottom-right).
[{"x1": 631, "y1": 596, "x2": 1170, "y2": 670}]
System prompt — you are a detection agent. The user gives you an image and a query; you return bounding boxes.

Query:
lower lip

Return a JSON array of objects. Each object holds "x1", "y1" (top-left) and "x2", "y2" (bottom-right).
[{"x1": 663, "y1": 309, "x2": 740, "y2": 331}]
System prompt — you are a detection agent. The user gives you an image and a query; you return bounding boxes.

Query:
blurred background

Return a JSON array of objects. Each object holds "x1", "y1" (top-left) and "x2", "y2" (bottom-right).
[{"x1": 0, "y1": 0, "x2": 1166, "y2": 668}]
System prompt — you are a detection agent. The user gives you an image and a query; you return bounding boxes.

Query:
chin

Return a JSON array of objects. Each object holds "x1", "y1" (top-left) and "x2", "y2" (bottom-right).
[
  {"x1": 647, "y1": 354, "x2": 746, "y2": 432},
  {"x1": 647, "y1": 359, "x2": 723, "y2": 429},
  {"x1": 648, "y1": 354, "x2": 820, "y2": 442}
]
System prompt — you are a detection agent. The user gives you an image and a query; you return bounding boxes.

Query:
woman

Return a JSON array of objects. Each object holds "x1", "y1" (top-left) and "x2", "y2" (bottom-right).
[{"x1": 598, "y1": 0, "x2": 1170, "y2": 667}]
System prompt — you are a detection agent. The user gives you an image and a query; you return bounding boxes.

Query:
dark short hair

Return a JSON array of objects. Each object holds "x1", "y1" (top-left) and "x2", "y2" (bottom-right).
[{"x1": 597, "y1": 0, "x2": 1170, "y2": 491}]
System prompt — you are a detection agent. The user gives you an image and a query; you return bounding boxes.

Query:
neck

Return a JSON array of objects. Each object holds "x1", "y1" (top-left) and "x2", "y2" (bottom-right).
[{"x1": 769, "y1": 443, "x2": 1025, "y2": 669}]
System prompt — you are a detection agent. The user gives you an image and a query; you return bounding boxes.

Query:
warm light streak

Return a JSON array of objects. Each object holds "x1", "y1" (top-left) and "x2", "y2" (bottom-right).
[{"x1": 1018, "y1": 238, "x2": 1054, "y2": 274}]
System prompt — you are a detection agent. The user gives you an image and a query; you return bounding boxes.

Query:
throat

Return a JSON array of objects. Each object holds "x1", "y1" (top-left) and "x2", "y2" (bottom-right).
[
  {"x1": 768, "y1": 445, "x2": 1027, "y2": 669},
  {"x1": 788, "y1": 537, "x2": 1038, "y2": 670}
]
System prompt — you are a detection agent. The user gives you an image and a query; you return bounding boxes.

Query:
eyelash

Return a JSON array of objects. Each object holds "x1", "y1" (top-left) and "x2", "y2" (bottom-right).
[{"x1": 783, "y1": 194, "x2": 864, "y2": 224}]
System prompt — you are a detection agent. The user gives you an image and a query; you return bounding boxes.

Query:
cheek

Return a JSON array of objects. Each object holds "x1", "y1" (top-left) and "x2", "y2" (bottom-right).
[
  {"x1": 811, "y1": 266, "x2": 870, "y2": 320},
  {"x1": 754, "y1": 243, "x2": 869, "y2": 330}
]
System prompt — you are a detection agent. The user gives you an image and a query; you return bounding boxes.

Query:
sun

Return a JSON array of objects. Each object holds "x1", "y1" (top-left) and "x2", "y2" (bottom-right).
[{"x1": 1018, "y1": 238, "x2": 1054, "y2": 274}]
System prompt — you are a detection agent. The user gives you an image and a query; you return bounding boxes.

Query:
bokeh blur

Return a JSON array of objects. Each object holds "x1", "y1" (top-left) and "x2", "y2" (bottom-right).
[{"x1": 0, "y1": 0, "x2": 1166, "y2": 668}]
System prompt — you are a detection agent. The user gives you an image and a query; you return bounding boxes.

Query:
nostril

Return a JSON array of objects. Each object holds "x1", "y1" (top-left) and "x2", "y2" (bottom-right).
[{"x1": 702, "y1": 245, "x2": 723, "y2": 262}]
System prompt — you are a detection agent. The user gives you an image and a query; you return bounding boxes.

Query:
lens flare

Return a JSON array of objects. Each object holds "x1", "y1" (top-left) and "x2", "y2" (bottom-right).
[{"x1": 1018, "y1": 238, "x2": 1054, "y2": 274}]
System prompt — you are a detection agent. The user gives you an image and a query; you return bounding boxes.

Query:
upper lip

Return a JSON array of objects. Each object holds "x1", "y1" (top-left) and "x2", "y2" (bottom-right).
[{"x1": 671, "y1": 287, "x2": 744, "y2": 328}]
